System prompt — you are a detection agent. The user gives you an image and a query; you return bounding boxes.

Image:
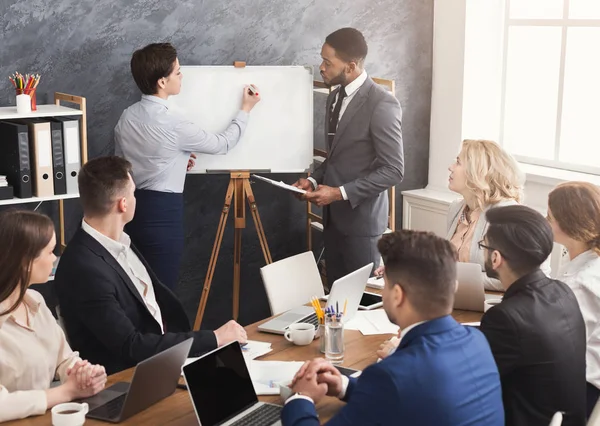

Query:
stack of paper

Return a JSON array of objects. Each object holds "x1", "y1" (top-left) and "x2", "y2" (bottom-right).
[
  {"x1": 248, "y1": 360, "x2": 304, "y2": 395},
  {"x1": 345, "y1": 310, "x2": 399, "y2": 336},
  {"x1": 181, "y1": 340, "x2": 273, "y2": 376},
  {"x1": 0, "y1": 176, "x2": 7, "y2": 187},
  {"x1": 366, "y1": 275, "x2": 384, "y2": 290}
]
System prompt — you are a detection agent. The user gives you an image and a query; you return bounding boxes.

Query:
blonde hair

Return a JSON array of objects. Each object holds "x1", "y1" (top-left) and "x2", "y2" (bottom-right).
[
  {"x1": 459, "y1": 139, "x2": 524, "y2": 210},
  {"x1": 548, "y1": 181, "x2": 600, "y2": 255}
]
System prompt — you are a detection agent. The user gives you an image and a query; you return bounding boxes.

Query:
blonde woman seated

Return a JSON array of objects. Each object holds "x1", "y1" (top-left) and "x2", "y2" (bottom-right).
[
  {"x1": 447, "y1": 139, "x2": 532, "y2": 292},
  {"x1": 0, "y1": 211, "x2": 106, "y2": 422},
  {"x1": 548, "y1": 181, "x2": 600, "y2": 418}
]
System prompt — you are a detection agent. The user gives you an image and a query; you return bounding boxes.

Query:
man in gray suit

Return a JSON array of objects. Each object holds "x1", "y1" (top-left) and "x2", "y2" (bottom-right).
[{"x1": 293, "y1": 27, "x2": 404, "y2": 284}]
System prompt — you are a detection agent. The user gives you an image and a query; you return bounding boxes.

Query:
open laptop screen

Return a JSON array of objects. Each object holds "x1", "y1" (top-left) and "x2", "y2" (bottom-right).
[{"x1": 184, "y1": 342, "x2": 257, "y2": 426}]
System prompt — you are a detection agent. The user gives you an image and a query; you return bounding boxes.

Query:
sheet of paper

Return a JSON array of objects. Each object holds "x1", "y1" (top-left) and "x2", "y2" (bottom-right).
[
  {"x1": 252, "y1": 174, "x2": 306, "y2": 194},
  {"x1": 248, "y1": 360, "x2": 304, "y2": 396},
  {"x1": 366, "y1": 276, "x2": 384, "y2": 290},
  {"x1": 461, "y1": 321, "x2": 481, "y2": 327},
  {"x1": 345, "y1": 310, "x2": 399, "y2": 336}
]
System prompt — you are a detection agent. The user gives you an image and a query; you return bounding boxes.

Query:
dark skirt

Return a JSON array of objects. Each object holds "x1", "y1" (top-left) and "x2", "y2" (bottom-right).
[{"x1": 126, "y1": 189, "x2": 184, "y2": 291}]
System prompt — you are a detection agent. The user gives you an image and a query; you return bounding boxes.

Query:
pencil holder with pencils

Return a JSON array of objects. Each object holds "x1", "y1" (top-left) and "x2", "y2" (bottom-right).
[{"x1": 9, "y1": 73, "x2": 40, "y2": 112}]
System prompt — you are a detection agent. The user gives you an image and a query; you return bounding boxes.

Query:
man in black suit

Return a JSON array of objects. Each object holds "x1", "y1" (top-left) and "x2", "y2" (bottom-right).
[
  {"x1": 479, "y1": 205, "x2": 586, "y2": 426},
  {"x1": 54, "y1": 156, "x2": 247, "y2": 374}
]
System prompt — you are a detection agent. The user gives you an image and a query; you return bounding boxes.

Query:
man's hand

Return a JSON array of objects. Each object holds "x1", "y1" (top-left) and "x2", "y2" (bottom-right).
[
  {"x1": 376, "y1": 336, "x2": 400, "y2": 360},
  {"x1": 374, "y1": 265, "x2": 385, "y2": 277},
  {"x1": 291, "y1": 374, "x2": 328, "y2": 405},
  {"x1": 292, "y1": 178, "x2": 314, "y2": 200},
  {"x1": 304, "y1": 185, "x2": 343, "y2": 207},
  {"x1": 292, "y1": 358, "x2": 343, "y2": 397},
  {"x1": 214, "y1": 320, "x2": 248, "y2": 346},
  {"x1": 187, "y1": 153, "x2": 197, "y2": 171},
  {"x1": 241, "y1": 85, "x2": 261, "y2": 113}
]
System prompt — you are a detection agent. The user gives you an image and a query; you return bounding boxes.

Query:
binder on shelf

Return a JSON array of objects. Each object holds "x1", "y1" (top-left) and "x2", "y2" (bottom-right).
[
  {"x1": 16, "y1": 119, "x2": 55, "y2": 197},
  {"x1": 50, "y1": 121, "x2": 67, "y2": 195},
  {"x1": 0, "y1": 121, "x2": 33, "y2": 198},
  {"x1": 52, "y1": 117, "x2": 80, "y2": 194}
]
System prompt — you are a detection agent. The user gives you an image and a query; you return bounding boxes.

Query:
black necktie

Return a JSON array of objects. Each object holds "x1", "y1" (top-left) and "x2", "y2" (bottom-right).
[{"x1": 328, "y1": 86, "x2": 347, "y2": 147}]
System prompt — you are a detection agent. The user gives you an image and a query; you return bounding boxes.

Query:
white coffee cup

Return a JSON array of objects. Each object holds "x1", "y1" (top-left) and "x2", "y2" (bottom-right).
[
  {"x1": 284, "y1": 322, "x2": 315, "y2": 346},
  {"x1": 484, "y1": 298, "x2": 503, "y2": 312},
  {"x1": 16, "y1": 93, "x2": 31, "y2": 114},
  {"x1": 51, "y1": 402, "x2": 88, "y2": 426}
]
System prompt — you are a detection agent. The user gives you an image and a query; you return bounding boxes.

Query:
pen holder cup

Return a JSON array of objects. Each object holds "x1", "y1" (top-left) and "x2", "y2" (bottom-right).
[
  {"x1": 324, "y1": 313, "x2": 344, "y2": 364},
  {"x1": 16, "y1": 88, "x2": 36, "y2": 111}
]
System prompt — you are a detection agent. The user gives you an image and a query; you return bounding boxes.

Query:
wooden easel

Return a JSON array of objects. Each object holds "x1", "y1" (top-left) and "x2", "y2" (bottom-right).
[{"x1": 193, "y1": 170, "x2": 272, "y2": 329}]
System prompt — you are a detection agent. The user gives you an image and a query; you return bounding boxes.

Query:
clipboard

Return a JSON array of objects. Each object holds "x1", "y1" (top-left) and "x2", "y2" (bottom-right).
[{"x1": 251, "y1": 174, "x2": 306, "y2": 194}]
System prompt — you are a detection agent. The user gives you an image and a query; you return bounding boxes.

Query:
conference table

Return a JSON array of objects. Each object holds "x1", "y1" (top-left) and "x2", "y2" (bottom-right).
[{"x1": 7, "y1": 295, "x2": 485, "y2": 425}]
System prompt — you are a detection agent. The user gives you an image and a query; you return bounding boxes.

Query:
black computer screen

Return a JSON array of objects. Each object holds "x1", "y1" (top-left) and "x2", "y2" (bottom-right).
[{"x1": 183, "y1": 342, "x2": 257, "y2": 426}]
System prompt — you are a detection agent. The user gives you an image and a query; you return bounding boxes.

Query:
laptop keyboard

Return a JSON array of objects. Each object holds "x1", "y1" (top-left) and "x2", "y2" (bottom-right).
[
  {"x1": 230, "y1": 404, "x2": 282, "y2": 426},
  {"x1": 89, "y1": 393, "x2": 126, "y2": 419},
  {"x1": 302, "y1": 313, "x2": 319, "y2": 328}
]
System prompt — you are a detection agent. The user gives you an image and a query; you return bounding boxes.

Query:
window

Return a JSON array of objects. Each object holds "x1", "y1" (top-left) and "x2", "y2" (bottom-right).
[{"x1": 500, "y1": 0, "x2": 600, "y2": 175}]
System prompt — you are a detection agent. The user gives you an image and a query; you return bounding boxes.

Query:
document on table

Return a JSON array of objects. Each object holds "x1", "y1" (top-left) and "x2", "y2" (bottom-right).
[
  {"x1": 252, "y1": 174, "x2": 306, "y2": 194},
  {"x1": 345, "y1": 310, "x2": 400, "y2": 335},
  {"x1": 248, "y1": 360, "x2": 304, "y2": 395},
  {"x1": 366, "y1": 275, "x2": 385, "y2": 290},
  {"x1": 181, "y1": 340, "x2": 273, "y2": 375}
]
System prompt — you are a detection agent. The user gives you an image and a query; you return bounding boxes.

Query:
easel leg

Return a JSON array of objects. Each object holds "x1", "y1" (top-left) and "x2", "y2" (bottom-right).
[
  {"x1": 193, "y1": 179, "x2": 235, "y2": 330},
  {"x1": 232, "y1": 177, "x2": 245, "y2": 321},
  {"x1": 243, "y1": 179, "x2": 272, "y2": 264}
]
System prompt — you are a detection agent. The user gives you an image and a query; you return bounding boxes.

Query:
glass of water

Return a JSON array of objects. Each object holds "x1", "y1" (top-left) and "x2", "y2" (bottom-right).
[{"x1": 325, "y1": 313, "x2": 344, "y2": 364}]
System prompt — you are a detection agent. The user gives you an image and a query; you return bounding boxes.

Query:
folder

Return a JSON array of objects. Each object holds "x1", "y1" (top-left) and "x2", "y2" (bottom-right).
[
  {"x1": 17, "y1": 119, "x2": 54, "y2": 197},
  {"x1": 49, "y1": 121, "x2": 67, "y2": 195},
  {"x1": 52, "y1": 117, "x2": 80, "y2": 194},
  {"x1": 0, "y1": 121, "x2": 33, "y2": 198}
]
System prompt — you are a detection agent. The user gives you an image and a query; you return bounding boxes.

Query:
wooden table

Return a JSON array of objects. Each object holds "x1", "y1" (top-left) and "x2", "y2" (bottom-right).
[{"x1": 7, "y1": 305, "x2": 483, "y2": 425}]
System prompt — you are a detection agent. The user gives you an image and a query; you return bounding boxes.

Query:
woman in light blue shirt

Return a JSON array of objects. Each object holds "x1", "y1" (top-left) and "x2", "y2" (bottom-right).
[{"x1": 115, "y1": 43, "x2": 260, "y2": 290}]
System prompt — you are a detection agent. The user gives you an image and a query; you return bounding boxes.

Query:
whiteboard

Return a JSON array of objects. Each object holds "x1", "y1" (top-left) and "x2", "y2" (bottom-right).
[{"x1": 169, "y1": 65, "x2": 314, "y2": 173}]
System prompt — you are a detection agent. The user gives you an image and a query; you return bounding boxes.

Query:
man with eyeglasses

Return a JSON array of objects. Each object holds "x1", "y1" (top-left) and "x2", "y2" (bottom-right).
[{"x1": 479, "y1": 205, "x2": 586, "y2": 426}]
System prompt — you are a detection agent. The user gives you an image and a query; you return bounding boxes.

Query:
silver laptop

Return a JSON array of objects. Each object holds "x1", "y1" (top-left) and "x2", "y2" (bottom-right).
[
  {"x1": 258, "y1": 263, "x2": 373, "y2": 334},
  {"x1": 454, "y1": 262, "x2": 501, "y2": 312},
  {"x1": 183, "y1": 341, "x2": 282, "y2": 426},
  {"x1": 82, "y1": 338, "x2": 193, "y2": 423}
]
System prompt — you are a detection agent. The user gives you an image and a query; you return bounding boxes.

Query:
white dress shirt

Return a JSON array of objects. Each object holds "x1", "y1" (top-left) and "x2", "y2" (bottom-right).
[
  {"x1": 558, "y1": 249, "x2": 600, "y2": 388},
  {"x1": 81, "y1": 220, "x2": 165, "y2": 333},
  {"x1": 308, "y1": 71, "x2": 369, "y2": 200}
]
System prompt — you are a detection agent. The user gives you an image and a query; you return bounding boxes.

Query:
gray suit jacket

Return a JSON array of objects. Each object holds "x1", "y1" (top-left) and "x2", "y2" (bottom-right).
[{"x1": 312, "y1": 77, "x2": 404, "y2": 237}]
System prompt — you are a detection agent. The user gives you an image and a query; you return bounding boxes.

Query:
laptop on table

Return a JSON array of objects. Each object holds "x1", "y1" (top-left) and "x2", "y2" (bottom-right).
[
  {"x1": 258, "y1": 262, "x2": 373, "y2": 334},
  {"x1": 453, "y1": 262, "x2": 502, "y2": 312},
  {"x1": 81, "y1": 338, "x2": 193, "y2": 423},
  {"x1": 183, "y1": 341, "x2": 282, "y2": 426}
]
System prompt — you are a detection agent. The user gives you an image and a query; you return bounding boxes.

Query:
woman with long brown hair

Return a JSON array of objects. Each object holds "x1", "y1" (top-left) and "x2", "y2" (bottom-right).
[
  {"x1": 0, "y1": 210, "x2": 106, "y2": 422},
  {"x1": 548, "y1": 181, "x2": 600, "y2": 418}
]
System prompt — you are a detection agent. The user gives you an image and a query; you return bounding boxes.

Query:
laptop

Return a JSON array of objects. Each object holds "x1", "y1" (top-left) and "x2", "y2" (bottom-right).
[
  {"x1": 82, "y1": 338, "x2": 193, "y2": 423},
  {"x1": 453, "y1": 262, "x2": 501, "y2": 312},
  {"x1": 183, "y1": 341, "x2": 282, "y2": 426},
  {"x1": 258, "y1": 262, "x2": 373, "y2": 334}
]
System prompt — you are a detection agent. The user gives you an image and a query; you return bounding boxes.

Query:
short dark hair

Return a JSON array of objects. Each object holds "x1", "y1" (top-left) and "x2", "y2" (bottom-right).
[
  {"x1": 485, "y1": 205, "x2": 553, "y2": 275},
  {"x1": 130, "y1": 43, "x2": 178, "y2": 95},
  {"x1": 325, "y1": 27, "x2": 368, "y2": 64},
  {"x1": 378, "y1": 230, "x2": 457, "y2": 316},
  {"x1": 78, "y1": 156, "x2": 132, "y2": 217}
]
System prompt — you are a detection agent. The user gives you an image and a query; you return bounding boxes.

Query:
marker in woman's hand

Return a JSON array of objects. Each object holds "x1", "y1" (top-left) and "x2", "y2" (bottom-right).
[{"x1": 248, "y1": 85, "x2": 258, "y2": 96}]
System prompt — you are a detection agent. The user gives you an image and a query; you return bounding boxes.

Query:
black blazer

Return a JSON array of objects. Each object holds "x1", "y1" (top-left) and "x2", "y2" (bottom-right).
[
  {"x1": 480, "y1": 269, "x2": 587, "y2": 426},
  {"x1": 54, "y1": 228, "x2": 217, "y2": 375}
]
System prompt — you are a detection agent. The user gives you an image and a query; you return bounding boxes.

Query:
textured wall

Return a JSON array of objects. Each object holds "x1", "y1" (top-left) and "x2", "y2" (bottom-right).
[{"x1": 0, "y1": 0, "x2": 433, "y2": 328}]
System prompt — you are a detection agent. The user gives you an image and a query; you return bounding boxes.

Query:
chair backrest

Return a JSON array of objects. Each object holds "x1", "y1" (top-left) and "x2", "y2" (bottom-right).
[
  {"x1": 549, "y1": 412, "x2": 563, "y2": 426},
  {"x1": 260, "y1": 251, "x2": 325, "y2": 315},
  {"x1": 589, "y1": 397, "x2": 600, "y2": 426}
]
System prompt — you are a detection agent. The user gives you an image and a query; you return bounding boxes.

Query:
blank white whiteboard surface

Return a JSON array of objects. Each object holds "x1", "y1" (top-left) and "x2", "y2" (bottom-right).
[{"x1": 169, "y1": 65, "x2": 314, "y2": 174}]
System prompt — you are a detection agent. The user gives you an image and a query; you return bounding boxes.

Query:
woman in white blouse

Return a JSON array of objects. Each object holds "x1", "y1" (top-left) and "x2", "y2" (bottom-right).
[
  {"x1": 548, "y1": 181, "x2": 600, "y2": 418},
  {"x1": 446, "y1": 139, "x2": 526, "y2": 291},
  {"x1": 0, "y1": 211, "x2": 107, "y2": 422}
]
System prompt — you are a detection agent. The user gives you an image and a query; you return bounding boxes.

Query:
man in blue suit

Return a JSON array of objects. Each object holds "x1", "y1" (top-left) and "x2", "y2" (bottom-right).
[{"x1": 281, "y1": 230, "x2": 504, "y2": 426}]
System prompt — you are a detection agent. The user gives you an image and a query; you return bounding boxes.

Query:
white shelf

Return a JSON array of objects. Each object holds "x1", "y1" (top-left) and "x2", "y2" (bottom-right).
[
  {"x1": 0, "y1": 104, "x2": 83, "y2": 120},
  {"x1": 0, "y1": 193, "x2": 79, "y2": 206}
]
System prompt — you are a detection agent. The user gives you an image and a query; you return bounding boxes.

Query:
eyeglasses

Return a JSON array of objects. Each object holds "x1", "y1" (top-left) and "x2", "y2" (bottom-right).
[{"x1": 477, "y1": 240, "x2": 509, "y2": 260}]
